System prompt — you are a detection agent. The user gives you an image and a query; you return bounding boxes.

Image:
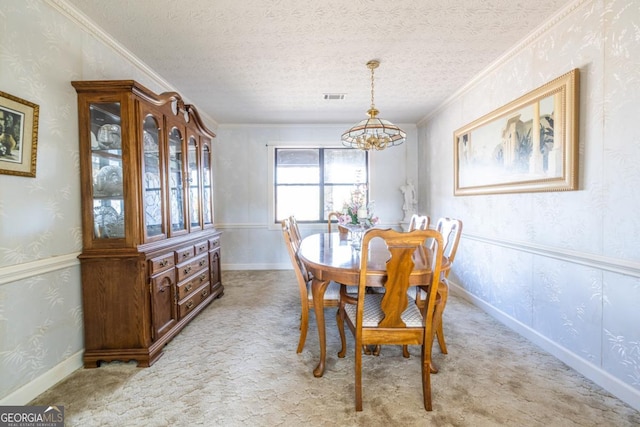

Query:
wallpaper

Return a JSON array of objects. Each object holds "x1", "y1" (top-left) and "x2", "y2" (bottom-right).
[
  {"x1": 0, "y1": 0, "x2": 171, "y2": 401},
  {"x1": 0, "y1": 0, "x2": 84, "y2": 400},
  {"x1": 0, "y1": 0, "x2": 638, "y2": 411},
  {"x1": 420, "y1": 0, "x2": 640, "y2": 408},
  {"x1": 213, "y1": 124, "x2": 418, "y2": 269}
]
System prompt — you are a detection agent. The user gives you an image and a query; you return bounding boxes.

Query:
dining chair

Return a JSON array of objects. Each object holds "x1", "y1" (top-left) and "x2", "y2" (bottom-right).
[
  {"x1": 336, "y1": 227, "x2": 445, "y2": 411},
  {"x1": 288, "y1": 215, "x2": 303, "y2": 252},
  {"x1": 327, "y1": 211, "x2": 349, "y2": 236},
  {"x1": 431, "y1": 217, "x2": 463, "y2": 354},
  {"x1": 402, "y1": 214, "x2": 429, "y2": 357},
  {"x1": 327, "y1": 211, "x2": 339, "y2": 233},
  {"x1": 408, "y1": 214, "x2": 430, "y2": 231},
  {"x1": 282, "y1": 219, "x2": 344, "y2": 353}
]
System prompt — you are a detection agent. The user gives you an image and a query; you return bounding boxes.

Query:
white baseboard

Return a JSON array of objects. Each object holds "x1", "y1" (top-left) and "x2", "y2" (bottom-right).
[
  {"x1": 11, "y1": 278, "x2": 637, "y2": 412},
  {"x1": 0, "y1": 351, "x2": 83, "y2": 405},
  {"x1": 449, "y1": 281, "x2": 640, "y2": 412}
]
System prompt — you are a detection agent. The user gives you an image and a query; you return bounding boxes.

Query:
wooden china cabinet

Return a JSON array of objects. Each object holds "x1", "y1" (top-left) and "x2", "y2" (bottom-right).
[{"x1": 72, "y1": 80, "x2": 223, "y2": 368}]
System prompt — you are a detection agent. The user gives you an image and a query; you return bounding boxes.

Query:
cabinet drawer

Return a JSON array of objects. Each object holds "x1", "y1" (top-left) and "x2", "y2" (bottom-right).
[
  {"x1": 176, "y1": 253, "x2": 209, "y2": 282},
  {"x1": 176, "y1": 267, "x2": 210, "y2": 301},
  {"x1": 208, "y1": 237, "x2": 221, "y2": 250},
  {"x1": 149, "y1": 253, "x2": 175, "y2": 274},
  {"x1": 175, "y1": 246, "x2": 195, "y2": 263},
  {"x1": 178, "y1": 282, "x2": 211, "y2": 319},
  {"x1": 194, "y1": 240, "x2": 209, "y2": 255}
]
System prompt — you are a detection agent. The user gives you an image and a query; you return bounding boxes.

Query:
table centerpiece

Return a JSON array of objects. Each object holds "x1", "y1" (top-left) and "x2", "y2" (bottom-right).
[{"x1": 337, "y1": 186, "x2": 379, "y2": 250}]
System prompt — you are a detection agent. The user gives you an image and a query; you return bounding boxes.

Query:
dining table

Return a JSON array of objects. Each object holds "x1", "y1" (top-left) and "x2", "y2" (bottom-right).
[{"x1": 297, "y1": 231, "x2": 449, "y2": 377}]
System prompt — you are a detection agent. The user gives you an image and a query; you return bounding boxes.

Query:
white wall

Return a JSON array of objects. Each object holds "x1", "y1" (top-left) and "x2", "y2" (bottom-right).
[
  {"x1": 214, "y1": 124, "x2": 418, "y2": 270},
  {"x1": 3, "y1": 0, "x2": 638, "y2": 413},
  {"x1": 0, "y1": 0, "x2": 212, "y2": 403},
  {"x1": 0, "y1": 0, "x2": 417, "y2": 403},
  {"x1": 419, "y1": 0, "x2": 640, "y2": 411}
]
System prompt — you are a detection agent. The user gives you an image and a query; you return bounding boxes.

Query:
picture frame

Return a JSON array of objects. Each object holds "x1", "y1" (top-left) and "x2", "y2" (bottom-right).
[
  {"x1": 0, "y1": 90, "x2": 39, "y2": 177},
  {"x1": 454, "y1": 69, "x2": 579, "y2": 196}
]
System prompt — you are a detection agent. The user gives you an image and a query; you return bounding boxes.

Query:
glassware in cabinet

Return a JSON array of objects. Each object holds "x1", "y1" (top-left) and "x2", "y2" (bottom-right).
[
  {"x1": 142, "y1": 114, "x2": 164, "y2": 239},
  {"x1": 168, "y1": 126, "x2": 187, "y2": 235},
  {"x1": 187, "y1": 135, "x2": 201, "y2": 230},
  {"x1": 90, "y1": 102, "x2": 125, "y2": 239}
]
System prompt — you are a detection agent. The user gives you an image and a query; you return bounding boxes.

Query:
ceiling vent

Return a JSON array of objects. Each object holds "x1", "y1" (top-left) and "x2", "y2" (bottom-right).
[{"x1": 323, "y1": 93, "x2": 346, "y2": 100}]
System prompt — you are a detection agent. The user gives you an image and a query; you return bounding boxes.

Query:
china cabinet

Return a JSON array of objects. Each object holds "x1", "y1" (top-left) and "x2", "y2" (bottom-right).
[{"x1": 72, "y1": 80, "x2": 223, "y2": 368}]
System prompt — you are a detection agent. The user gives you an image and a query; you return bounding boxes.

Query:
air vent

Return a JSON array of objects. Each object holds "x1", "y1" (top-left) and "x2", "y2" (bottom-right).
[{"x1": 323, "y1": 93, "x2": 346, "y2": 100}]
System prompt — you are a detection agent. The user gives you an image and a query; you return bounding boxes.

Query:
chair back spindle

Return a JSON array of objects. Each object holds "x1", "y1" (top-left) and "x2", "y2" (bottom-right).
[{"x1": 408, "y1": 214, "x2": 430, "y2": 231}]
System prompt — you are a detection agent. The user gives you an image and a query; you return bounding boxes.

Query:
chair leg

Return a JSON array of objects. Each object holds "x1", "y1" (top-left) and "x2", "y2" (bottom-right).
[
  {"x1": 337, "y1": 307, "x2": 347, "y2": 358},
  {"x1": 421, "y1": 342, "x2": 433, "y2": 411},
  {"x1": 355, "y1": 337, "x2": 363, "y2": 411},
  {"x1": 296, "y1": 304, "x2": 309, "y2": 354},
  {"x1": 372, "y1": 345, "x2": 381, "y2": 356},
  {"x1": 434, "y1": 281, "x2": 449, "y2": 354},
  {"x1": 402, "y1": 345, "x2": 410, "y2": 358}
]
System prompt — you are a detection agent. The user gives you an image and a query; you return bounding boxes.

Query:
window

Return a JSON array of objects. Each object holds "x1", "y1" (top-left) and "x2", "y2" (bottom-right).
[{"x1": 274, "y1": 148, "x2": 368, "y2": 223}]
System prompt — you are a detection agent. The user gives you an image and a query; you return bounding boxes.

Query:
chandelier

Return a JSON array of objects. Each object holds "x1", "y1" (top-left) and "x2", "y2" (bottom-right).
[{"x1": 341, "y1": 60, "x2": 406, "y2": 151}]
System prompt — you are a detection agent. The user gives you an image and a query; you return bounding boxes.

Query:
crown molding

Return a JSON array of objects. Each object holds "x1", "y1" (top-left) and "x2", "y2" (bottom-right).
[{"x1": 44, "y1": 0, "x2": 219, "y2": 129}]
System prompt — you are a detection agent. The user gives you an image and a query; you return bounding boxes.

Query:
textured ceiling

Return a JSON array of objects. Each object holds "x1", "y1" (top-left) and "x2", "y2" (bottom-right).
[{"x1": 63, "y1": 0, "x2": 574, "y2": 126}]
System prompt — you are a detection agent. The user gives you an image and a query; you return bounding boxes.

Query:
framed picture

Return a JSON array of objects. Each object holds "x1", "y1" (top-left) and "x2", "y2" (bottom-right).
[
  {"x1": 454, "y1": 69, "x2": 579, "y2": 195},
  {"x1": 0, "y1": 90, "x2": 39, "y2": 177}
]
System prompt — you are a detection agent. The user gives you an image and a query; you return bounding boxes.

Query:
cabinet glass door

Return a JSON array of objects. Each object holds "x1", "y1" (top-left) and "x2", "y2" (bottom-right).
[
  {"x1": 202, "y1": 142, "x2": 213, "y2": 227},
  {"x1": 142, "y1": 114, "x2": 164, "y2": 239},
  {"x1": 187, "y1": 135, "x2": 201, "y2": 230},
  {"x1": 168, "y1": 126, "x2": 187, "y2": 234},
  {"x1": 90, "y1": 102, "x2": 124, "y2": 239}
]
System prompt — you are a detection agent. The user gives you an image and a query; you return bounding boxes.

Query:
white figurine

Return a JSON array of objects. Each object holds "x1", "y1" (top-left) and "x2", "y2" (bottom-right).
[{"x1": 400, "y1": 180, "x2": 417, "y2": 222}]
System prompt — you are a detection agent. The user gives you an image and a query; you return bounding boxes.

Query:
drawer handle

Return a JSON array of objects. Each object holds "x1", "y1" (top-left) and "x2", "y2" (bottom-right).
[
  {"x1": 201, "y1": 289, "x2": 208, "y2": 297},
  {"x1": 199, "y1": 259, "x2": 206, "y2": 267},
  {"x1": 199, "y1": 273, "x2": 206, "y2": 282},
  {"x1": 185, "y1": 283, "x2": 193, "y2": 292},
  {"x1": 182, "y1": 252, "x2": 190, "y2": 258},
  {"x1": 199, "y1": 245, "x2": 207, "y2": 251},
  {"x1": 186, "y1": 300, "x2": 194, "y2": 309},
  {"x1": 159, "y1": 259, "x2": 168, "y2": 267},
  {"x1": 184, "y1": 266, "x2": 192, "y2": 275}
]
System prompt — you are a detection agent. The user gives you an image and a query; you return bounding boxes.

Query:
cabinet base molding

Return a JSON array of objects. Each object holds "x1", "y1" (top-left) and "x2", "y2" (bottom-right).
[{"x1": 83, "y1": 283, "x2": 223, "y2": 368}]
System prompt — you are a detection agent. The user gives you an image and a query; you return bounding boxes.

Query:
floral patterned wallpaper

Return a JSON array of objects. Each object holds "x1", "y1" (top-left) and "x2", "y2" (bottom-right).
[
  {"x1": 0, "y1": 0, "x2": 172, "y2": 402},
  {"x1": 1, "y1": 0, "x2": 638, "y2": 412},
  {"x1": 419, "y1": 0, "x2": 639, "y2": 410}
]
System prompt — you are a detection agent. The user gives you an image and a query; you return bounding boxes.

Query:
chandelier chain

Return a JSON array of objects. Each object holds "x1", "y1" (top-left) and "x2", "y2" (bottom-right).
[{"x1": 370, "y1": 65, "x2": 375, "y2": 110}]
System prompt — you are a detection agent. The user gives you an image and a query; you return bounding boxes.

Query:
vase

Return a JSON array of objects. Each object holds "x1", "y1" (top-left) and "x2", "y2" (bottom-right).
[{"x1": 344, "y1": 224, "x2": 368, "y2": 251}]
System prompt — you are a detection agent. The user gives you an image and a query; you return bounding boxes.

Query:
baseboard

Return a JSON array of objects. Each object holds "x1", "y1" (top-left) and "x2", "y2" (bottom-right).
[
  {"x1": 449, "y1": 282, "x2": 640, "y2": 412},
  {"x1": 12, "y1": 279, "x2": 636, "y2": 411},
  {"x1": 0, "y1": 351, "x2": 83, "y2": 405}
]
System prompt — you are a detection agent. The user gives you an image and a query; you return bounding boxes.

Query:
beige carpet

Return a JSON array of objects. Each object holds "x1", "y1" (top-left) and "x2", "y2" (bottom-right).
[{"x1": 31, "y1": 270, "x2": 640, "y2": 426}]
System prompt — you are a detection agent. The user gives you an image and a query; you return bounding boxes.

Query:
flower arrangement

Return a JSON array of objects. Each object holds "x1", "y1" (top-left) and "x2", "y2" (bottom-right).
[{"x1": 337, "y1": 185, "x2": 379, "y2": 228}]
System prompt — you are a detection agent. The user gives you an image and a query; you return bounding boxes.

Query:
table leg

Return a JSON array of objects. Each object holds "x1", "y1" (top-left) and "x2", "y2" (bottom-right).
[{"x1": 311, "y1": 277, "x2": 330, "y2": 377}]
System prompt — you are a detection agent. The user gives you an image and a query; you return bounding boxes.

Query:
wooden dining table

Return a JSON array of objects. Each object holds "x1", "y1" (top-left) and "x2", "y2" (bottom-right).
[{"x1": 297, "y1": 231, "x2": 449, "y2": 377}]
